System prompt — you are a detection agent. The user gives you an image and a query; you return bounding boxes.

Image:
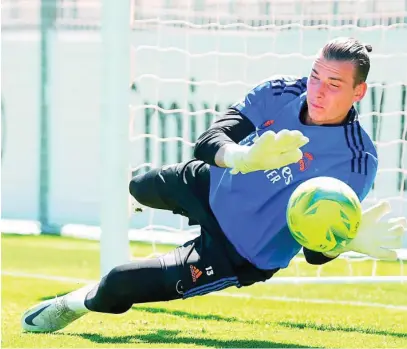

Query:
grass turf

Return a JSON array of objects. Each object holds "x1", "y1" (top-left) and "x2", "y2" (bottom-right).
[{"x1": 2, "y1": 234, "x2": 406, "y2": 348}]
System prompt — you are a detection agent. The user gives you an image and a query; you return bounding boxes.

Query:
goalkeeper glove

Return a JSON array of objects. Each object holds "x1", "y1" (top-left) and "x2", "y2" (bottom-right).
[
  {"x1": 224, "y1": 129, "x2": 309, "y2": 175},
  {"x1": 324, "y1": 201, "x2": 407, "y2": 260}
]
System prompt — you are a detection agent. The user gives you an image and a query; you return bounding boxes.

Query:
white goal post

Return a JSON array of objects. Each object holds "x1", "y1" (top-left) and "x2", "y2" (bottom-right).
[{"x1": 100, "y1": 0, "x2": 132, "y2": 275}]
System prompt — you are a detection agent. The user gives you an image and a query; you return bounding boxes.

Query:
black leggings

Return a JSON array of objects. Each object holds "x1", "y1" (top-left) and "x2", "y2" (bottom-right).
[
  {"x1": 85, "y1": 162, "x2": 205, "y2": 313},
  {"x1": 85, "y1": 160, "x2": 277, "y2": 314},
  {"x1": 129, "y1": 160, "x2": 211, "y2": 224}
]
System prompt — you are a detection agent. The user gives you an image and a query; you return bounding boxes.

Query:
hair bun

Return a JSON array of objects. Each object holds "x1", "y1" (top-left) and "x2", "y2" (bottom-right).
[{"x1": 364, "y1": 44, "x2": 373, "y2": 53}]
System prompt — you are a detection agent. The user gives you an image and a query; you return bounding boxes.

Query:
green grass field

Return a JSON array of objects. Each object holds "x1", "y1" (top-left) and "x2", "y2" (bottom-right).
[{"x1": 2, "y1": 233, "x2": 407, "y2": 348}]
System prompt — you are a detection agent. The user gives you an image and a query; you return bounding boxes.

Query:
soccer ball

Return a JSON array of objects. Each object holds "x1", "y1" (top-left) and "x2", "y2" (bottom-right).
[{"x1": 286, "y1": 177, "x2": 362, "y2": 252}]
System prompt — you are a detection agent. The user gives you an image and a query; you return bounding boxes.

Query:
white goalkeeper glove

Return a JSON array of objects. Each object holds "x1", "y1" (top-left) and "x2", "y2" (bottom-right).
[
  {"x1": 224, "y1": 129, "x2": 309, "y2": 175},
  {"x1": 325, "y1": 201, "x2": 407, "y2": 260}
]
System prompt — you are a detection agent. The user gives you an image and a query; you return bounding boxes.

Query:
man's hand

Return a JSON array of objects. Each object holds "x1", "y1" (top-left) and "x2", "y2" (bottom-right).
[
  {"x1": 325, "y1": 201, "x2": 407, "y2": 260},
  {"x1": 224, "y1": 129, "x2": 309, "y2": 175}
]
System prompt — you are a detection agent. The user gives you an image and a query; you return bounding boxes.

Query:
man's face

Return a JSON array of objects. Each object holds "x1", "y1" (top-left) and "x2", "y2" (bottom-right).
[{"x1": 306, "y1": 55, "x2": 367, "y2": 125}]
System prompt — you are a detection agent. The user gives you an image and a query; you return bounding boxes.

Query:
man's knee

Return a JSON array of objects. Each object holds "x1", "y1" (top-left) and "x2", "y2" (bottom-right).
[
  {"x1": 129, "y1": 166, "x2": 181, "y2": 212},
  {"x1": 85, "y1": 266, "x2": 134, "y2": 314},
  {"x1": 128, "y1": 171, "x2": 159, "y2": 206},
  {"x1": 129, "y1": 174, "x2": 143, "y2": 202},
  {"x1": 108, "y1": 257, "x2": 182, "y2": 301}
]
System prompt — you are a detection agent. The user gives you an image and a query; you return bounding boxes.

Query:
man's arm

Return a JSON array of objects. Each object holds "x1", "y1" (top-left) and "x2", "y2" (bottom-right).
[
  {"x1": 194, "y1": 110, "x2": 308, "y2": 174},
  {"x1": 305, "y1": 177, "x2": 406, "y2": 263},
  {"x1": 193, "y1": 109, "x2": 255, "y2": 167},
  {"x1": 194, "y1": 78, "x2": 309, "y2": 173},
  {"x1": 303, "y1": 247, "x2": 338, "y2": 265},
  {"x1": 322, "y1": 201, "x2": 406, "y2": 260}
]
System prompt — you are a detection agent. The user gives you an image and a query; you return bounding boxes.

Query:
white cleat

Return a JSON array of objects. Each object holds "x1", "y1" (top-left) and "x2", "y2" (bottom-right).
[
  {"x1": 21, "y1": 283, "x2": 96, "y2": 333},
  {"x1": 21, "y1": 296, "x2": 88, "y2": 333}
]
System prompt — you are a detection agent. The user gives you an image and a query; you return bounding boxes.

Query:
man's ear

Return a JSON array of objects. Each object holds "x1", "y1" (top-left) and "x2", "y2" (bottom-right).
[{"x1": 354, "y1": 82, "x2": 367, "y2": 103}]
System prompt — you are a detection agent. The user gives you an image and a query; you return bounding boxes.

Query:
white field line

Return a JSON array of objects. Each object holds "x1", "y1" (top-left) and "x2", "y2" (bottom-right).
[
  {"x1": 2, "y1": 270, "x2": 407, "y2": 311},
  {"x1": 213, "y1": 292, "x2": 407, "y2": 311}
]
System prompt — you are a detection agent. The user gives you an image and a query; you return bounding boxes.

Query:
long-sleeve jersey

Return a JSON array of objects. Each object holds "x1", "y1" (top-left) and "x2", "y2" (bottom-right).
[{"x1": 194, "y1": 75, "x2": 378, "y2": 270}]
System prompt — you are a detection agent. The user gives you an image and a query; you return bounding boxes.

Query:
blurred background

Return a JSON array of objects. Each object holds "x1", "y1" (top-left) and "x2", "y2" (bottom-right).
[{"x1": 1, "y1": 0, "x2": 406, "y2": 243}]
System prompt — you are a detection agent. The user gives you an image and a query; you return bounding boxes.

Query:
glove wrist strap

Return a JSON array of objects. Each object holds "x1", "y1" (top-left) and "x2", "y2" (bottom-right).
[{"x1": 223, "y1": 144, "x2": 247, "y2": 169}]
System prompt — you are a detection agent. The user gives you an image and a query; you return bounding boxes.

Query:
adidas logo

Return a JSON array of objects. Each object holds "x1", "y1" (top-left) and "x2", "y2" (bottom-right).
[{"x1": 190, "y1": 265, "x2": 202, "y2": 283}]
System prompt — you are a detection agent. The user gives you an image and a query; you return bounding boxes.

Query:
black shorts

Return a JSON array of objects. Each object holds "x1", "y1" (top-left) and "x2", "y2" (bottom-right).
[{"x1": 129, "y1": 160, "x2": 279, "y2": 299}]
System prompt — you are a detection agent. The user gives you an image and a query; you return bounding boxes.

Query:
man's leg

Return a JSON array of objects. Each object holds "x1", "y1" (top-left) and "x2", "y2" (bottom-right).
[
  {"x1": 21, "y1": 243, "x2": 187, "y2": 333},
  {"x1": 87, "y1": 232, "x2": 241, "y2": 306},
  {"x1": 129, "y1": 167, "x2": 178, "y2": 211},
  {"x1": 21, "y1": 231, "x2": 240, "y2": 333},
  {"x1": 84, "y1": 249, "x2": 186, "y2": 314},
  {"x1": 21, "y1": 160, "x2": 231, "y2": 333},
  {"x1": 129, "y1": 160, "x2": 210, "y2": 223}
]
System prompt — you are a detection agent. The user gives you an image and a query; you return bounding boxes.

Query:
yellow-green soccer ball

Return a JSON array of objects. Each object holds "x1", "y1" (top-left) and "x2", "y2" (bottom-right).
[{"x1": 286, "y1": 177, "x2": 362, "y2": 252}]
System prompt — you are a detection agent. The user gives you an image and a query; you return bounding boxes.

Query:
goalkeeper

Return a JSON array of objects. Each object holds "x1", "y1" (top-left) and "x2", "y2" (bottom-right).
[{"x1": 22, "y1": 37, "x2": 406, "y2": 333}]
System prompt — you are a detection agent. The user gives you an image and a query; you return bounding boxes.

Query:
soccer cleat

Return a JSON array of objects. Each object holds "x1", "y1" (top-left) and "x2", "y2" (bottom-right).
[
  {"x1": 21, "y1": 283, "x2": 95, "y2": 333},
  {"x1": 21, "y1": 296, "x2": 88, "y2": 333}
]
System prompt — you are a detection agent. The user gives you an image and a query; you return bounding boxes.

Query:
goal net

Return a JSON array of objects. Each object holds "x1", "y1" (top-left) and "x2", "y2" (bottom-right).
[
  {"x1": 128, "y1": 0, "x2": 407, "y2": 283},
  {"x1": 1, "y1": 0, "x2": 405, "y2": 284}
]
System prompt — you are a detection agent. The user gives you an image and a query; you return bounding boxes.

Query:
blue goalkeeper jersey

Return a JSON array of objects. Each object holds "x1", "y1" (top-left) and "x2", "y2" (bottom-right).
[{"x1": 209, "y1": 76, "x2": 378, "y2": 270}]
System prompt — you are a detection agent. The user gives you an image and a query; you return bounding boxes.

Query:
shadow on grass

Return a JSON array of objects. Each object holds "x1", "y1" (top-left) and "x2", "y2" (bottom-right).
[
  {"x1": 63, "y1": 329, "x2": 316, "y2": 348},
  {"x1": 132, "y1": 305, "x2": 244, "y2": 323},
  {"x1": 278, "y1": 321, "x2": 407, "y2": 339},
  {"x1": 36, "y1": 301, "x2": 254, "y2": 324}
]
